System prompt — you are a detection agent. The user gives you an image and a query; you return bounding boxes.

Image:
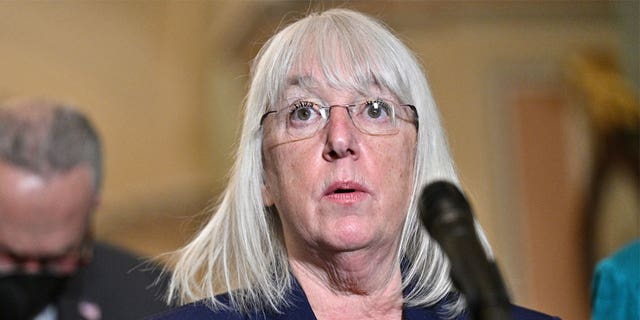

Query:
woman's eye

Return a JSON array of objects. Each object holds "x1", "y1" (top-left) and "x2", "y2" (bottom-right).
[
  {"x1": 364, "y1": 100, "x2": 391, "y2": 119},
  {"x1": 290, "y1": 101, "x2": 317, "y2": 122}
]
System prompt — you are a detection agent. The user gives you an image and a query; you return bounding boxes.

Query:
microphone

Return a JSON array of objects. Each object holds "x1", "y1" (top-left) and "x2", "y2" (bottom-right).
[{"x1": 419, "y1": 181, "x2": 512, "y2": 320}]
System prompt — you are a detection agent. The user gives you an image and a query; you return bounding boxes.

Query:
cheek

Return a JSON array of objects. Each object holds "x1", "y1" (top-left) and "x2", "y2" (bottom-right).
[
  {"x1": 262, "y1": 145, "x2": 313, "y2": 206},
  {"x1": 373, "y1": 135, "x2": 417, "y2": 200},
  {"x1": 262, "y1": 150, "x2": 280, "y2": 206}
]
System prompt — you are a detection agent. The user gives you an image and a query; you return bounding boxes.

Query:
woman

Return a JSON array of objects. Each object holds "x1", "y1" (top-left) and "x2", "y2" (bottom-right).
[{"x1": 151, "y1": 8, "x2": 557, "y2": 320}]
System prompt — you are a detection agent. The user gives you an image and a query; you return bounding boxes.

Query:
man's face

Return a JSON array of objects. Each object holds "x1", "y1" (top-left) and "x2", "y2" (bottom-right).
[{"x1": 0, "y1": 161, "x2": 97, "y2": 275}]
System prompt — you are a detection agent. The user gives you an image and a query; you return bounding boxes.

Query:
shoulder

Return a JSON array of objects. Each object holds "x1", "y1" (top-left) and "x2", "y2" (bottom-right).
[
  {"x1": 591, "y1": 241, "x2": 640, "y2": 320},
  {"x1": 405, "y1": 303, "x2": 559, "y2": 320},
  {"x1": 594, "y1": 240, "x2": 640, "y2": 278},
  {"x1": 511, "y1": 305, "x2": 560, "y2": 320},
  {"x1": 91, "y1": 241, "x2": 152, "y2": 267},
  {"x1": 60, "y1": 241, "x2": 170, "y2": 318},
  {"x1": 145, "y1": 296, "x2": 248, "y2": 320},
  {"x1": 81, "y1": 242, "x2": 167, "y2": 289},
  {"x1": 145, "y1": 288, "x2": 313, "y2": 320},
  {"x1": 145, "y1": 301, "x2": 242, "y2": 320}
]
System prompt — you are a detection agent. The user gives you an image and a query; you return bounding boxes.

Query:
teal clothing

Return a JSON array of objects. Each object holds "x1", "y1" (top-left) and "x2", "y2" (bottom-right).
[{"x1": 591, "y1": 240, "x2": 640, "y2": 320}]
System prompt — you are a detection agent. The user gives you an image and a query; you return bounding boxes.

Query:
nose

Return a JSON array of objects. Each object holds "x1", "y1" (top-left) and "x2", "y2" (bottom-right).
[{"x1": 322, "y1": 106, "x2": 360, "y2": 161}]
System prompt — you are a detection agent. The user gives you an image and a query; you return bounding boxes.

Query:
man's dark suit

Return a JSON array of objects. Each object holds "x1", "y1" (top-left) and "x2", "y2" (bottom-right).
[{"x1": 55, "y1": 242, "x2": 169, "y2": 320}]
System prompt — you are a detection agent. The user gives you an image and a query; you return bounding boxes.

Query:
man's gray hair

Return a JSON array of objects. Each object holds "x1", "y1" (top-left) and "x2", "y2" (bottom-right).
[
  {"x1": 0, "y1": 98, "x2": 102, "y2": 191},
  {"x1": 168, "y1": 8, "x2": 485, "y2": 318}
]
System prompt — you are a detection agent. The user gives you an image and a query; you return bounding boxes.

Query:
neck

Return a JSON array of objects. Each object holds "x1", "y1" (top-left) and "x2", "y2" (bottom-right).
[{"x1": 289, "y1": 248, "x2": 404, "y2": 320}]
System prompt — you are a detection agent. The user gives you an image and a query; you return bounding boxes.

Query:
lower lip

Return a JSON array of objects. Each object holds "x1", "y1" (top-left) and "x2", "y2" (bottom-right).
[{"x1": 323, "y1": 191, "x2": 368, "y2": 204}]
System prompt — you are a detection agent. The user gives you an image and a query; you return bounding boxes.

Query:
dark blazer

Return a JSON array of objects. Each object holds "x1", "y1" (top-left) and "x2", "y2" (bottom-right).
[
  {"x1": 148, "y1": 278, "x2": 559, "y2": 320},
  {"x1": 55, "y1": 242, "x2": 169, "y2": 320}
]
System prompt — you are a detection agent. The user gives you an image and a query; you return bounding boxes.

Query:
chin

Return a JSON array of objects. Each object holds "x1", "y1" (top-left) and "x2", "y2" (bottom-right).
[{"x1": 321, "y1": 223, "x2": 380, "y2": 252}]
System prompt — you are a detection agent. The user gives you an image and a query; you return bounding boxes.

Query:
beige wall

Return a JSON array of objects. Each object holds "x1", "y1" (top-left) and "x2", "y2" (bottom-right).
[
  {"x1": 401, "y1": 13, "x2": 619, "y2": 320},
  {"x1": 1, "y1": 1, "x2": 635, "y2": 319},
  {"x1": 0, "y1": 2, "x2": 216, "y2": 253}
]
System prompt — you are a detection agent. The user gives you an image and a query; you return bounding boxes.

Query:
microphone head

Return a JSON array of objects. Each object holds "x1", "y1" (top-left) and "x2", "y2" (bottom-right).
[
  {"x1": 418, "y1": 180, "x2": 474, "y2": 238},
  {"x1": 418, "y1": 180, "x2": 513, "y2": 319}
]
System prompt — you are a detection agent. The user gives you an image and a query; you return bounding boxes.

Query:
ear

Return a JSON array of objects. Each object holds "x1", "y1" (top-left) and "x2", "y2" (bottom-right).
[
  {"x1": 261, "y1": 183, "x2": 274, "y2": 207},
  {"x1": 84, "y1": 194, "x2": 101, "y2": 231}
]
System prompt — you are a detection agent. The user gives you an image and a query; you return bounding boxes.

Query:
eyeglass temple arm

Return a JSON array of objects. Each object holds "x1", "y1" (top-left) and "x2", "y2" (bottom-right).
[
  {"x1": 402, "y1": 104, "x2": 419, "y2": 129},
  {"x1": 260, "y1": 110, "x2": 278, "y2": 126}
]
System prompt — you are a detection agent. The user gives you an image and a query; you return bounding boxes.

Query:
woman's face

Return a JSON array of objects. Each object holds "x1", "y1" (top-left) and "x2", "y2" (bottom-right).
[{"x1": 261, "y1": 69, "x2": 417, "y2": 260}]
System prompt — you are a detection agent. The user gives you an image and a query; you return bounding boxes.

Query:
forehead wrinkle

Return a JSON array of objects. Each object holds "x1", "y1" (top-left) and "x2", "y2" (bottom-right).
[
  {"x1": 284, "y1": 71, "x2": 388, "y2": 104},
  {"x1": 289, "y1": 45, "x2": 377, "y2": 92}
]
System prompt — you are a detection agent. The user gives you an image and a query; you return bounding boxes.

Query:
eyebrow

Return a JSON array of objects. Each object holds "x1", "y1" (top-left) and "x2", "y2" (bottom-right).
[{"x1": 286, "y1": 74, "x2": 319, "y2": 89}]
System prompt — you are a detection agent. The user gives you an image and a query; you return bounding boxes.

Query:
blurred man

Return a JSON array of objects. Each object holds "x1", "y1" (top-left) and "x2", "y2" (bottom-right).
[{"x1": 0, "y1": 99, "x2": 168, "y2": 320}]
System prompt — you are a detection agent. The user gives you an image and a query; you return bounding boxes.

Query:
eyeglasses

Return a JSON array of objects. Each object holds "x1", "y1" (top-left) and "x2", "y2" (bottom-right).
[
  {"x1": 260, "y1": 98, "x2": 418, "y2": 141},
  {"x1": 0, "y1": 238, "x2": 93, "y2": 276}
]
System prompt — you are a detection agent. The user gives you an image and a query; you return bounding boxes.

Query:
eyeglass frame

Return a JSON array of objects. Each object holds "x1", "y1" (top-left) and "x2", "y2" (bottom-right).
[
  {"x1": 0, "y1": 233, "x2": 94, "y2": 276},
  {"x1": 259, "y1": 99, "x2": 419, "y2": 140}
]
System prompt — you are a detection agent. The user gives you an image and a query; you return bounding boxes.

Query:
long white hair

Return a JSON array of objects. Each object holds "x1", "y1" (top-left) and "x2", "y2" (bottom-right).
[{"x1": 168, "y1": 8, "x2": 473, "y2": 317}]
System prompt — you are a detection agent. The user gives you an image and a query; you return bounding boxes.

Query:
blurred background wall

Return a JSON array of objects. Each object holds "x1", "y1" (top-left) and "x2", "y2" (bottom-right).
[{"x1": 0, "y1": 1, "x2": 637, "y2": 319}]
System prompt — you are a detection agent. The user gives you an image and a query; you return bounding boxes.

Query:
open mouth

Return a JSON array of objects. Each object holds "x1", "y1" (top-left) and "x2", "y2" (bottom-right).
[{"x1": 333, "y1": 188, "x2": 356, "y2": 194}]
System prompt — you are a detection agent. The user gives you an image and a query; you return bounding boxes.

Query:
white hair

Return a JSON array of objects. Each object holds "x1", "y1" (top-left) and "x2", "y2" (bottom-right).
[{"x1": 167, "y1": 8, "x2": 486, "y2": 318}]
